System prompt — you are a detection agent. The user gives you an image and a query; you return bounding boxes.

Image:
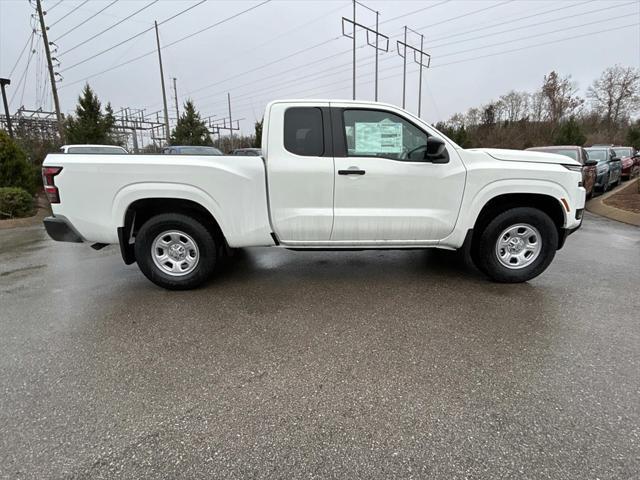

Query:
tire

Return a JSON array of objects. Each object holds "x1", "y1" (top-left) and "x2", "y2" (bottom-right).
[
  {"x1": 475, "y1": 207, "x2": 558, "y2": 283},
  {"x1": 134, "y1": 213, "x2": 218, "y2": 290},
  {"x1": 601, "y1": 175, "x2": 609, "y2": 193}
]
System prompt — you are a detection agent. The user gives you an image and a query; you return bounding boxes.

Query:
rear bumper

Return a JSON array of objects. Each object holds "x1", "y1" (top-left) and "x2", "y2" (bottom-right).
[{"x1": 43, "y1": 216, "x2": 84, "y2": 243}]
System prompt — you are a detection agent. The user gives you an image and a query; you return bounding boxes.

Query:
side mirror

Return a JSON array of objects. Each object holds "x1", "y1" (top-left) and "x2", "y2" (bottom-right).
[
  {"x1": 426, "y1": 137, "x2": 449, "y2": 164},
  {"x1": 584, "y1": 159, "x2": 597, "y2": 166}
]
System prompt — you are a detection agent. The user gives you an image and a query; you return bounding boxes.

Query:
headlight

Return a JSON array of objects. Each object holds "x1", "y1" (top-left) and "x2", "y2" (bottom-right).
[{"x1": 562, "y1": 164, "x2": 582, "y2": 172}]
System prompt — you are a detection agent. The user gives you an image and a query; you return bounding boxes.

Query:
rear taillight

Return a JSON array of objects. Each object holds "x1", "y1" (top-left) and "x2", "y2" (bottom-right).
[{"x1": 42, "y1": 166, "x2": 62, "y2": 203}]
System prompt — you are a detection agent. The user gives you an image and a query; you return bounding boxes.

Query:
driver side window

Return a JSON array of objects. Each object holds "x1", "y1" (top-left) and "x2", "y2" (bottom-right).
[{"x1": 343, "y1": 109, "x2": 430, "y2": 161}]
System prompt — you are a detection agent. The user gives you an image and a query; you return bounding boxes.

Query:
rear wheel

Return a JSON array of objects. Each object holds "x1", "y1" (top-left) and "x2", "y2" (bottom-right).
[
  {"x1": 135, "y1": 213, "x2": 218, "y2": 290},
  {"x1": 475, "y1": 207, "x2": 558, "y2": 283}
]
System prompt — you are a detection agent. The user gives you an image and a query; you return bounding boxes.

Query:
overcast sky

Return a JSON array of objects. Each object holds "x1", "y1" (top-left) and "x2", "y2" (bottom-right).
[{"x1": 1, "y1": 0, "x2": 639, "y2": 135}]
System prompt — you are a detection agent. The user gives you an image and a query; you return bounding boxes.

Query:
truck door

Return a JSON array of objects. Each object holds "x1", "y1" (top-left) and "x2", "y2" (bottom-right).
[
  {"x1": 265, "y1": 102, "x2": 334, "y2": 242},
  {"x1": 331, "y1": 106, "x2": 466, "y2": 243}
]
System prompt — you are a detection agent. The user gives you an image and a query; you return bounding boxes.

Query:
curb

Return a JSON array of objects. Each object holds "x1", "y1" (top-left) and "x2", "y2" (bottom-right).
[{"x1": 586, "y1": 178, "x2": 640, "y2": 227}]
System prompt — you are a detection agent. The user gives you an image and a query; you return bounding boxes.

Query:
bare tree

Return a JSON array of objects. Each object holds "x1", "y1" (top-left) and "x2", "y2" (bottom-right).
[
  {"x1": 528, "y1": 90, "x2": 546, "y2": 122},
  {"x1": 465, "y1": 107, "x2": 480, "y2": 126},
  {"x1": 587, "y1": 65, "x2": 640, "y2": 127},
  {"x1": 541, "y1": 71, "x2": 584, "y2": 123},
  {"x1": 500, "y1": 91, "x2": 529, "y2": 122},
  {"x1": 448, "y1": 113, "x2": 466, "y2": 129}
]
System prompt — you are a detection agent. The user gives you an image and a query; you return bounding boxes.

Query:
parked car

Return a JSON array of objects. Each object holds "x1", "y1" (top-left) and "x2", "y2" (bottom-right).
[
  {"x1": 526, "y1": 145, "x2": 597, "y2": 198},
  {"x1": 585, "y1": 146, "x2": 622, "y2": 192},
  {"x1": 42, "y1": 99, "x2": 586, "y2": 289},
  {"x1": 59, "y1": 144, "x2": 128, "y2": 154},
  {"x1": 161, "y1": 146, "x2": 223, "y2": 155},
  {"x1": 231, "y1": 148, "x2": 262, "y2": 156},
  {"x1": 612, "y1": 146, "x2": 638, "y2": 180}
]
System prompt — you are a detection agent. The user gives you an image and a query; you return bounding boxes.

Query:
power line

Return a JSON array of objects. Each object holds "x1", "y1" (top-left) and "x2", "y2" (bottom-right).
[
  {"x1": 186, "y1": 0, "x2": 611, "y2": 109},
  {"x1": 61, "y1": 0, "x2": 159, "y2": 56},
  {"x1": 7, "y1": 31, "x2": 35, "y2": 78},
  {"x1": 139, "y1": 0, "x2": 517, "y2": 112},
  {"x1": 201, "y1": 20, "x2": 640, "y2": 119},
  {"x1": 180, "y1": 0, "x2": 516, "y2": 103},
  {"x1": 187, "y1": 36, "x2": 339, "y2": 96},
  {"x1": 427, "y1": 0, "x2": 594, "y2": 43},
  {"x1": 431, "y1": 22, "x2": 640, "y2": 70},
  {"x1": 47, "y1": 1, "x2": 65, "y2": 13},
  {"x1": 60, "y1": 0, "x2": 271, "y2": 89},
  {"x1": 412, "y1": 0, "x2": 515, "y2": 32},
  {"x1": 432, "y1": 11, "x2": 635, "y2": 59},
  {"x1": 9, "y1": 34, "x2": 36, "y2": 107},
  {"x1": 379, "y1": 0, "x2": 450, "y2": 26},
  {"x1": 49, "y1": 0, "x2": 90, "y2": 28},
  {"x1": 53, "y1": 0, "x2": 119, "y2": 42},
  {"x1": 429, "y1": 0, "x2": 635, "y2": 49},
  {"x1": 60, "y1": 0, "x2": 207, "y2": 71}
]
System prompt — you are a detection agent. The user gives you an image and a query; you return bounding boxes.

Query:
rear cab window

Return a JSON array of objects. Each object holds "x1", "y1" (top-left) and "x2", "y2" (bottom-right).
[{"x1": 283, "y1": 107, "x2": 324, "y2": 156}]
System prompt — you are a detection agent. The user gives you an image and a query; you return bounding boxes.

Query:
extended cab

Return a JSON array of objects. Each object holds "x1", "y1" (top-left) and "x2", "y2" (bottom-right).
[{"x1": 42, "y1": 100, "x2": 585, "y2": 289}]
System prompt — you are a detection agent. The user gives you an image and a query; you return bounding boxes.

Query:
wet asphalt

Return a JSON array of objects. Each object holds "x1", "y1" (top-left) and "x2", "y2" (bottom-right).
[{"x1": 0, "y1": 212, "x2": 639, "y2": 479}]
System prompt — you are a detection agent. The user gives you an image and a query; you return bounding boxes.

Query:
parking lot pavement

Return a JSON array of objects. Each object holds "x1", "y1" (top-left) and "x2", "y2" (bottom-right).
[{"x1": 0, "y1": 212, "x2": 638, "y2": 479}]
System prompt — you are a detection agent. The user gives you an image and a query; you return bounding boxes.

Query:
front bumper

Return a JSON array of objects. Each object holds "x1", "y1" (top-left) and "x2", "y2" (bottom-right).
[
  {"x1": 558, "y1": 221, "x2": 582, "y2": 250},
  {"x1": 595, "y1": 171, "x2": 608, "y2": 188},
  {"x1": 43, "y1": 216, "x2": 84, "y2": 243}
]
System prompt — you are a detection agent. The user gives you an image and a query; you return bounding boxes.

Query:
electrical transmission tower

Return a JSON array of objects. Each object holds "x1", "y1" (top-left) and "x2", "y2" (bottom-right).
[
  {"x1": 112, "y1": 108, "x2": 166, "y2": 152},
  {"x1": 396, "y1": 27, "x2": 430, "y2": 116},
  {"x1": 341, "y1": 0, "x2": 389, "y2": 101}
]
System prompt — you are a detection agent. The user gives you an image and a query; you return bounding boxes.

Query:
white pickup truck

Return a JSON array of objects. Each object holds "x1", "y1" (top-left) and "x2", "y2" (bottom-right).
[{"x1": 43, "y1": 100, "x2": 585, "y2": 289}]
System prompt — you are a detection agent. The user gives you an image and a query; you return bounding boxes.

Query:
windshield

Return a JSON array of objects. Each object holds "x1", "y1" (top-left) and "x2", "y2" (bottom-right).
[
  {"x1": 176, "y1": 147, "x2": 222, "y2": 155},
  {"x1": 585, "y1": 149, "x2": 608, "y2": 161},
  {"x1": 533, "y1": 148, "x2": 578, "y2": 161},
  {"x1": 66, "y1": 146, "x2": 127, "y2": 154},
  {"x1": 613, "y1": 148, "x2": 632, "y2": 158}
]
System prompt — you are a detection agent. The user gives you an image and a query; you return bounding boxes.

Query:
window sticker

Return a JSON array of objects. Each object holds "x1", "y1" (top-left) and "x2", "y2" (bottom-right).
[{"x1": 354, "y1": 119, "x2": 403, "y2": 154}]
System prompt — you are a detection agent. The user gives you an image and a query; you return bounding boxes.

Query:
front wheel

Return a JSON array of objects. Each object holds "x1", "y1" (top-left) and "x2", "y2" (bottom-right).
[
  {"x1": 134, "y1": 213, "x2": 218, "y2": 290},
  {"x1": 475, "y1": 207, "x2": 558, "y2": 283}
]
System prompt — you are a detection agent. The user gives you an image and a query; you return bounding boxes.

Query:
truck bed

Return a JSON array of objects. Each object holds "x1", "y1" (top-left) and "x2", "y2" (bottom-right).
[{"x1": 43, "y1": 154, "x2": 275, "y2": 247}]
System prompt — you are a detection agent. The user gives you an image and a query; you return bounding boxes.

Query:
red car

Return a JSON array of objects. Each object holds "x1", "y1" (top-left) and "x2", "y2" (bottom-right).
[
  {"x1": 526, "y1": 145, "x2": 597, "y2": 198},
  {"x1": 612, "y1": 146, "x2": 639, "y2": 180}
]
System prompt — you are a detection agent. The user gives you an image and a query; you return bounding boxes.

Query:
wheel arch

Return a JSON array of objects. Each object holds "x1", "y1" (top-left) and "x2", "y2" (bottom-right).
[
  {"x1": 118, "y1": 197, "x2": 225, "y2": 265},
  {"x1": 471, "y1": 193, "x2": 566, "y2": 250}
]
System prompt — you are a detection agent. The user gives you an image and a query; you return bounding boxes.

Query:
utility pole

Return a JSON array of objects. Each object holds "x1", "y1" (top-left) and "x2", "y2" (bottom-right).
[
  {"x1": 172, "y1": 77, "x2": 179, "y2": 120},
  {"x1": 154, "y1": 21, "x2": 170, "y2": 144},
  {"x1": 36, "y1": 0, "x2": 64, "y2": 141},
  {"x1": 341, "y1": 3, "x2": 388, "y2": 102},
  {"x1": 352, "y1": 0, "x2": 356, "y2": 100},
  {"x1": 374, "y1": 9, "x2": 379, "y2": 101},
  {"x1": 418, "y1": 33, "x2": 424, "y2": 117},
  {"x1": 0, "y1": 78, "x2": 13, "y2": 138},
  {"x1": 396, "y1": 28, "x2": 430, "y2": 115},
  {"x1": 402, "y1": 26, "x2": 407, "y2": 109},
  {"x1": 227, "y1": 93, "x2": 233, "y2": 151}
]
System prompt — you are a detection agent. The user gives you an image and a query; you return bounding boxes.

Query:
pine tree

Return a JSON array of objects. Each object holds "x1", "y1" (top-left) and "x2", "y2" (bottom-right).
[
  {"x1": 626, "y1": 121, "x2": 640, "y2": 150},
  {"x1": 253, "y1": 118, "x2": 263, "y2": 148},
  {"x1": 170, "y1": 100, "x2": 212, "y2": 146},
  {"x1": 553, "y1": 117, "x2": 586, "y2": 146},
  {"x1": 64, "y1": 84, "x2": 117, "y2": 144}
]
